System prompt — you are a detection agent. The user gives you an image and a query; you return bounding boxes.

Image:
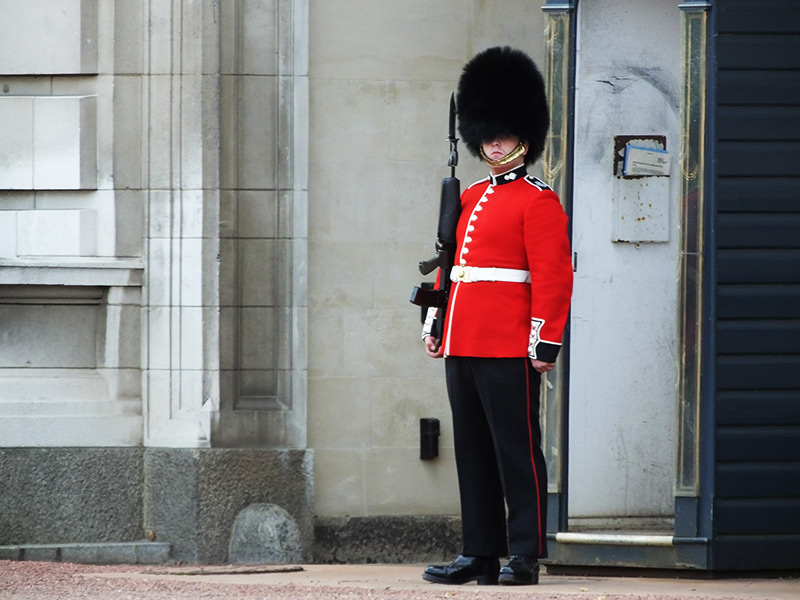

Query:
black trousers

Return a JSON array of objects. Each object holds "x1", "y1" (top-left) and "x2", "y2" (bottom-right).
[{"x1": 445, "y1": 356, "x2": 548, "y2": 558}]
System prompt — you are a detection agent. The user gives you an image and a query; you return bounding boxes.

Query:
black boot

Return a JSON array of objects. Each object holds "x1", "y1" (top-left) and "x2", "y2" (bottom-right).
[
  {"x1": 498, "y1": 554, "x2": 539, "y2": 585},
  {"x1": 423, "y1": 555, "x2": 500, "y2": 585}
]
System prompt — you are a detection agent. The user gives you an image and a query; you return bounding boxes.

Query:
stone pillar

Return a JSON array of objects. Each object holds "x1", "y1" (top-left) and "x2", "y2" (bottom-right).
[
  {"x1": 214, "y1": 0, "x2": 309, "y2": 448},
  {"x1": 138, "y1": 0, "x2": 224, "y2": 447},
  {"x1": 138, "y1": 0, "x2": 309, "y2": 451},
  {"x1": 133, "y1": 0, "x2": 313, "y2": 562}
]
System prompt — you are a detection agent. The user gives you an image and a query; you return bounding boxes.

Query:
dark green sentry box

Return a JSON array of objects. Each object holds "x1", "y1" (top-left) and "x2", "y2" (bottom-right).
[{"x1": 540, "y1": 0, "x2": 800, "y2": 575}]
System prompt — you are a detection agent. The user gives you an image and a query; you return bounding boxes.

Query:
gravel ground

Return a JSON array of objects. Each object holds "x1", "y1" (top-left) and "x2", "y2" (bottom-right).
[
  {"x1": 1, "y1": 560, "x2": 796, "y2": 600},
  {"x1": 3, "y1": 562, "x2": 381, "y2": 600}
]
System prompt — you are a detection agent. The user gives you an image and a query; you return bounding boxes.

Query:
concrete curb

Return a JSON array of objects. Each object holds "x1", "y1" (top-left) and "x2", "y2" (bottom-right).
[{"x1": 0, "y1": 541, "x2": 171, "y2": 565}]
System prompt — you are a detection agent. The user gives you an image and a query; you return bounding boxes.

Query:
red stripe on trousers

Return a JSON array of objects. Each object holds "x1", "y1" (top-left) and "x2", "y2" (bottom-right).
[{"x1": 525, "y1": 362, "x2": 544, "y2": 556}]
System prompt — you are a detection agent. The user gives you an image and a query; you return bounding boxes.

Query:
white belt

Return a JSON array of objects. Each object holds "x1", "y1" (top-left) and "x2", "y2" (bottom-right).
[{"x1": 450, "y1": 266, "x2": 531, "y2": 284}]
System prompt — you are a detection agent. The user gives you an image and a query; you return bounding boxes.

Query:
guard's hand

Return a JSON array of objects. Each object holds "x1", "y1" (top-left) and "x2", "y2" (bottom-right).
[
  {"x1": 531, "y1": 359, "x2": 555, "y2": 373},
  {"x1": 424, "y1": 336, "x2": 443, "y2": 358}
]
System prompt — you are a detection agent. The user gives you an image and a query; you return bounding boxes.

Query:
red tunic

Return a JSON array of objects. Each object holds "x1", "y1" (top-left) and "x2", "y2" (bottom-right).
[{"x1": 433, "y1": 166, "x2": 573, "y2": 362}]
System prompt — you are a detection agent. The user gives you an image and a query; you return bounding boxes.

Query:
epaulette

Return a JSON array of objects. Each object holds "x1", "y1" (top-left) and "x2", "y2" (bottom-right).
[{"x1": 524, "y1": 175, "x2": 552, "y2": 191}]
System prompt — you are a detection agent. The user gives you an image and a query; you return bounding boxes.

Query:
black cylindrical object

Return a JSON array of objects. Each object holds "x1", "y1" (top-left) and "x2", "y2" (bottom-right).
[
  {"x1": 437, "y1": 177, "x2": 461, "y2": 245},
  {"x1": 420, "y1": 418, "x2": 440, "y2": 460}
]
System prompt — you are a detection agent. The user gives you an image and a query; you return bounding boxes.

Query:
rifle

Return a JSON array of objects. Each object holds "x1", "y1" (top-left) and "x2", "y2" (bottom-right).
[{"x1": 410, "y1": 92, "x2": 461, "y2": 342}]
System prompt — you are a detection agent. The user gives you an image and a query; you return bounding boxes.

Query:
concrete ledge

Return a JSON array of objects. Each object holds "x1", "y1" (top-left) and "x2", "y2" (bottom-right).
[
  {"x1": 545, "y1": 536, "x2": 710, "y2": 571},
  {"x1": 0, "y1": 258, "x2": 144, "y2": 286},
  {"x1": 313, "y1": 515, "x2": 461, "y2": 564},
  {"x1": 0, "y1": 542, "x2": 171, "y2": 565}
]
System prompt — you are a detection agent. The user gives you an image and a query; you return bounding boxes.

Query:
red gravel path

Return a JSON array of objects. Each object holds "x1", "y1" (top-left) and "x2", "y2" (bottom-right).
[{"x1": 1, "y1": 560, "x2": 796, "y2": 600}]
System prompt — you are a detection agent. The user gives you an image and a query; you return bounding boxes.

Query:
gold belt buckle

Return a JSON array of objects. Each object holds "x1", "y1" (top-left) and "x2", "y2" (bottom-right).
[{"x1": 452, "y1": 266, "x2": 467, "y2": 281}]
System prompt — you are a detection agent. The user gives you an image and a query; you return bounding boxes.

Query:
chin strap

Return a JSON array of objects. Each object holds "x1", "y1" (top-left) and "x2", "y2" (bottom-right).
[{"x1": 480, "y1": 142, "x2": 526, "y2": 167}]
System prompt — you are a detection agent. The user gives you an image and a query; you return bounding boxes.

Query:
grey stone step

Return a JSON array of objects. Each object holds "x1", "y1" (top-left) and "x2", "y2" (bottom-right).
[{"x1": 0, "y1": 541, "x2": 172, "y2": 565}]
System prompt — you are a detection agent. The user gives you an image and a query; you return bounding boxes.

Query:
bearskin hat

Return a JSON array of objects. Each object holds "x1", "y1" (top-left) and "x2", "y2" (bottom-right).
[{"x1": 456, "y1": 46, "x2": 549, "y2": 166}]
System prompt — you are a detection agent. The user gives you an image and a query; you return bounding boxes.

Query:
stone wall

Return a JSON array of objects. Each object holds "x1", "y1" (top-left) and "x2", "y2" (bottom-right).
[
  {"x1": 0, "y1": 447, "x2": 313, "y2": 564},
  {"x1": 306, "y1": 0, "x2": 547, "y2": 521},
  {"x1": 0, "y1": 448, "x2": 144, "y2": 545},
  {"x1": 313, "y1": 516, "x2": 461, "y2": 564},
  {"x1": 0, "y1": 0, "x2": 549, "y2": 562},
  {"x1": 0, "y1": 0, "x2": 144, "y2": 448},
  {"x1": 143, "y1": 448, "x2": 314, "y2": 564}
]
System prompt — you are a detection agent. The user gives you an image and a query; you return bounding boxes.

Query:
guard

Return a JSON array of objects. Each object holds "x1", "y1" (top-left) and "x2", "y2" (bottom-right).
[{"x1": 421, "y1": 46, "x2": 573, "y2": 586}]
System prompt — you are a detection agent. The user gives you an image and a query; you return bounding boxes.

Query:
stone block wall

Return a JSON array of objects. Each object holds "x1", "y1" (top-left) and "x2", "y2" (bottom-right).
[
  {"x1": 0, "y1": 0, "x2": 550, "y2": 563},
  {"x1": 0, "y1": 0, "x2": 144, "y2": 448},
  {"x1": 0, "y1": 448, "x2": 144, "y2": 545},
  {"x1": 306, "y1": 0, "x2": 547, "y2": 522},
  {"x1": 0, "y1": 0, "x2": 312, "y2": 561},
  {"x1": 313, "y1": 515, "x2": 461, "y2": 564},
  {"x1": 0, "y1": 447, "x2": 314, "y2": 564},
  {"x1": 143, "y1": 448, "x2": 314, "y2": 564}
]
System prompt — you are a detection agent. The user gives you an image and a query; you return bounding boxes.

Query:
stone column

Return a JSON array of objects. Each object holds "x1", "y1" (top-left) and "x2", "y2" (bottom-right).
[
  {"x1": 136, "y1": 0, "x2": 313, "y2": 562},
  {"x1": 214, "y1": 0, "x2": 309, "y2": 448},
  {"x1": 139, "y1": 0, "x2": 308, "y2": 450},
  {"x1": 141, "y1": 0, "x2": 224, "y2": 447}
]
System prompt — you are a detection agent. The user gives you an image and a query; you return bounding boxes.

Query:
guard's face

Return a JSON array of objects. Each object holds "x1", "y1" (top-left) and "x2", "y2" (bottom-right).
[
  {"x1": 481, "y1": 135, "x2": 527, "y2": 173},
  {"x1": 482, "y1": 135, "x2": 521, "y2": 162}
]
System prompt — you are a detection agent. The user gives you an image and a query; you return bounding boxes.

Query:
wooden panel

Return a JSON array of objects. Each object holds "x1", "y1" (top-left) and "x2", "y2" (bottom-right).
[
  {"x1": 717, "y1": 355, "x2": 800, "y2": 391},
  {"x1": 717, "y1": 320, "x2": 800, "y2": 354},
  {"x1": 717, "y1": 107, "x2": 800, "y2": 141},
  {"x1": 716, "y1": 463, "x2": 800, "y2": 498},
  {"x1": 717, "y1": 70, "x2": 800, "y2": 105},
  {"x1": 718, "y1": 34, "x2": 800, "y2": 70},
  {"x1": 717, "y1": 141, "x2": 800, "y2": 177},
  {"x1": 717, "y1": 285, "x2": 800, "y2": 319},
  {"x1": 717, "y1": 178, "x2": 800, "y2": 213},
  {"x1": 717, "y1": 427, "x2": 800, "y2": 462},
  {"x1": 711, "y1": 1, "x2": 800, "y2": 570},
  {"x1": 714, "y1": 535, "x2": 800, "y2": 570},
  {"x1": 717, "y1": 249, "x2": 800, "y2": 284},
  {"x1": 717, "y1": 214, "x2": 800, "y2": 249},
  {"x1": 717, "y1": 391, "x2": 800, "y2": 426},
  {"x1": 717, "y1": 0, "x2": 800, "y2": 33},
  {"x1": 716, "y1": 499, "x2": 800, "y2": 535}
]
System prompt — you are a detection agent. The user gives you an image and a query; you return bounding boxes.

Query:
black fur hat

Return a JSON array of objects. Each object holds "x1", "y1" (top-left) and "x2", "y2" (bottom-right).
[{"x1": 456, "y1": 46, "x2": 549, "y2": 166}]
